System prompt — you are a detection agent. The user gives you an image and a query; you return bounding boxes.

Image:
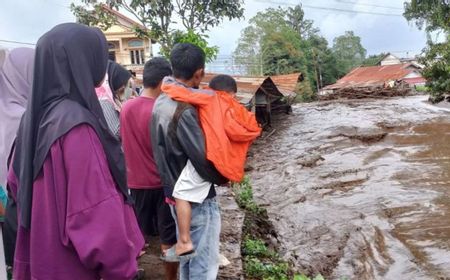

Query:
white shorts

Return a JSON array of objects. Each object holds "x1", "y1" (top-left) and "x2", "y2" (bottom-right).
[{"x1": 173, "y1": 160, "x2": 212, "y2": 203}]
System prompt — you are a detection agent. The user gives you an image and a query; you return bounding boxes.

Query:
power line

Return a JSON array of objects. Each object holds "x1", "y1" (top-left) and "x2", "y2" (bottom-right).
[
  {"x1": 0, "y1": 39, "x2": 35, "y2": 46},
  {"x1": 254, "y1": 0, "x2": 403, "y2": 17},
  {"x1": 333, "y1": 0, "x2": 404, "y2": 10}
]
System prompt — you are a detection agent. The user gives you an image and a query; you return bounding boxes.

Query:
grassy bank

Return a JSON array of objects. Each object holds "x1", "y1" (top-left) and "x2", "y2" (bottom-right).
[{"x1": 233, "y1": 176, "x2": 325, "y2": 280}]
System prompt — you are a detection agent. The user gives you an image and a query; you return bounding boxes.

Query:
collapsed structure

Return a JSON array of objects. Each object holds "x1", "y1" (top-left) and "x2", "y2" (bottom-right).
[
  {"x1": 202, "y1": 73, "x2": 303, "y2": 126},
  {"x1": 319, "y1": 53, "x2": 426, "y2": 100}
]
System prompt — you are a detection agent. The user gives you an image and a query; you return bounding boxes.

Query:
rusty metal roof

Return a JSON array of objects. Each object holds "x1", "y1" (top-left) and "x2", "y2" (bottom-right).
[
  {"x1": 202, "y1": 73, "x2": 302, "y2": 95},
  {"x1": 324, "y1": 64, "x2": 422, "y2": 89}
]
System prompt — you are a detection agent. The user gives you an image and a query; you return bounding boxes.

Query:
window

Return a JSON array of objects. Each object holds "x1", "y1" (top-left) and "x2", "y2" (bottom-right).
[
  {"x1": 128, "y1": 39, "x2": 144, "y2": 48},
  {"x1": 130, "y1": 49, "x2": 145, "y2": 65}
]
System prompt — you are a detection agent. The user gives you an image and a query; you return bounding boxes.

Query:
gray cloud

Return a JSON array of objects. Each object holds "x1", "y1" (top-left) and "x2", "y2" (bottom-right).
[{"x1": 0, "y1": 0, "x2": 427, "y2": 58}]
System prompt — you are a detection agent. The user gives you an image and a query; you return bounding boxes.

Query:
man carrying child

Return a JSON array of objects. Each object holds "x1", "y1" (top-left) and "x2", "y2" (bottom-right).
[{"x1": 151, "y1": 43, "x2": 260, "y2": 279}]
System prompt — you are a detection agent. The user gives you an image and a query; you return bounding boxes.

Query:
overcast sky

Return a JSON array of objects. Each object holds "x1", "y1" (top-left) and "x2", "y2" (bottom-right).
[{"x1": 0, "y1": 0, "x2": 427, "y2": 60}]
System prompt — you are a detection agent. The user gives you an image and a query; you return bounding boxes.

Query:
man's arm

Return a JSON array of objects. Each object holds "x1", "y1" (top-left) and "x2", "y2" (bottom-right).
[{"x1": 176, "y1": 107, "x2": 228, "y2": 185}]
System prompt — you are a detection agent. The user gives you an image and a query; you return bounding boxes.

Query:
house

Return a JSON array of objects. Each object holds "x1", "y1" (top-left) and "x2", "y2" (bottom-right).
[
  {"x1": 378, "y1": 53, "x2": 424, "y2": 69},
  {"x1": 98, "y1": 6, "x2": 153, "y2": 80},
  {"x1": 202, "y1": 73, "x2": 303, "y2": 126},
  {"x1": 320, "y1": 63, "x2": 426, "y2": 95},
  {"x1": 379, "y1": 53, "x2": 402, "y2": 66}
]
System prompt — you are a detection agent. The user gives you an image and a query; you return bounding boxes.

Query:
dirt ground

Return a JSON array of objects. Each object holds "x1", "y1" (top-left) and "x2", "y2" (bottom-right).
[
  {"x1": 138, "y1": 187, "x2": 245, "y2": 279},
  {"x1": 247, "y1": 96, "x2": 450, "y2": 279}
]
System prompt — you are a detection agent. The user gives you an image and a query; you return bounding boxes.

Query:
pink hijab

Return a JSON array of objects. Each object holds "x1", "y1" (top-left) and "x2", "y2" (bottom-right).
[{"x1": 0, "y1": 48, "x2": 35, "y2": 189}]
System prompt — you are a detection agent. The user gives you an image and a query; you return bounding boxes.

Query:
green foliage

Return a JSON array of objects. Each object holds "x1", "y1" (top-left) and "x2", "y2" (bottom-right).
[
  {"x1": 161, "y1": 30, "x2": 219, "y2": 63},
  {"x1": 332, "y1": 31, "x2": 367, "y2": 78},
  {"x1": 243, "y1": 238, "x2": 276, "y2": 258},
  {"x1": 71, "y1": 0, "x2": 244, "y2": 56},
  {"x1": 403, "y1": 0, "x2": 449, "y2": 33},
  {"x1": 233, "y1": 6, "x2": 310, "y2": 79},
  {"x1": 233, "y1": 176, "x2": 264, "y2": 214},
  {"x1": 404, "y1": 0, "x2": 450, "y2": 102},
  {"x1": 294, "y1": 275, "x2": 326, "y2": 280},
  {"x1": 244, "y1": 256, "x2": 289, "y2": 279},
  {"x1": 233, "y1": 4, "x2": 362, "y2": 93},
  {"x1": 295, "y1": 77, "x2": 316, "y2": 103}
]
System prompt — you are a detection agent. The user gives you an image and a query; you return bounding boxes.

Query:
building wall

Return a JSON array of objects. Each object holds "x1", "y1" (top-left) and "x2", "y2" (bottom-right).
[
  {"x1": 380, "y1": 54, "x2": 401, "y2": 66},
  {"x1": 101, "y1": 20, "x2": 152, "y2": 69}
]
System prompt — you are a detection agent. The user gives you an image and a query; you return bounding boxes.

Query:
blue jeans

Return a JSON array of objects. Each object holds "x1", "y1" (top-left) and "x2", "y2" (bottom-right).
[{"x1": 171, "y1": 198, "x2": 221, "y2": 280}]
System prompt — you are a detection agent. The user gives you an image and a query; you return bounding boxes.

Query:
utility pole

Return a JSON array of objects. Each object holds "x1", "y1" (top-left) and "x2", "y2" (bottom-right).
[{"x1": 312, "y1": 48, "x2": 320, "y2": 91}]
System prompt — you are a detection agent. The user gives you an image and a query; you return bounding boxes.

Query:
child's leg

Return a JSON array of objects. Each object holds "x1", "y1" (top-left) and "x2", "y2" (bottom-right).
[{"x1": 175, "y1": 198, "x2": 194, "y2": 255}]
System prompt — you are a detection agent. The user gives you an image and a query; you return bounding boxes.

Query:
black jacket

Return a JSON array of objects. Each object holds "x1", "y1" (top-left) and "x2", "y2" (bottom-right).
[{"x1": 150, "y1": 78, "x2": 228, "y2": 200}]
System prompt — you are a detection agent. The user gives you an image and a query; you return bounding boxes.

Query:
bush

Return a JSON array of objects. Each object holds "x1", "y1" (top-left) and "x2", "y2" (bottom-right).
[{"x1": 244, "y1": 256, "x2": 289, "y2": 280}]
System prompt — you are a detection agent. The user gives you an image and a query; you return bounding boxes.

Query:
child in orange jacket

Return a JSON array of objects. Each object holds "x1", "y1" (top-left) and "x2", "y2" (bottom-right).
[{"x1": 162, "y1": 75, "x2": 261, "y2": 260}]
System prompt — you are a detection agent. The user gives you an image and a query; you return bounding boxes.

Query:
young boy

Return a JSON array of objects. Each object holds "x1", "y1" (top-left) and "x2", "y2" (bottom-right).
[{"x1": 164, "y1": 74, "x2": 261, "y2": 259}]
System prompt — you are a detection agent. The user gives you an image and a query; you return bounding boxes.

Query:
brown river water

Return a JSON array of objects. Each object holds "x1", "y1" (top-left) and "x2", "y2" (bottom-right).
[{"x1": 247, "y1": 96, "x2": 450, "y2": 280}]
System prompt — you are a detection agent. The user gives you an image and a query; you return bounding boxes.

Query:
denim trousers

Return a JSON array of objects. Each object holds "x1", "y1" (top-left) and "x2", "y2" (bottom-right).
[{"x1": 171, "y1": 198, "x2": 221, "y2": 280}]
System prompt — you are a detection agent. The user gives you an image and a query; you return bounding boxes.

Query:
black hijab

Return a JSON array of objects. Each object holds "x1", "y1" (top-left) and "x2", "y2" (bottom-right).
[
  {"x1": 13, "y1": 23, "x2": 132, "y2": 229},
  {"x1": 107, "y1": 60, "x2": 131, "y2": 95}
]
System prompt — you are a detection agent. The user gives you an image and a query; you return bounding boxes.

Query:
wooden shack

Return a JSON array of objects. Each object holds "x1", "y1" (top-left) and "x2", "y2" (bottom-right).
[{"x1": 202, "y1": 73, "x2": 303, "y2": 126}]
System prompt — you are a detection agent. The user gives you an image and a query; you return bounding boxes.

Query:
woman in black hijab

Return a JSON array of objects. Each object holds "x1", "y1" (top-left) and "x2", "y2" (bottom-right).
[
  {"x1": 97, "y1": 61, "x2": 132, "y2": 139},
  {"x1": 9, "y1": 23, "x2": 144, "y2": 280}
]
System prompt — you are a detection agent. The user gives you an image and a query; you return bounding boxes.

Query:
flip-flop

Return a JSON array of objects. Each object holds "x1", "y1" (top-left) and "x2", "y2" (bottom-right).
[
  {"x1": 160, "y1": 246, "x2": 197, "y2": 262},
  {"x1": 160, "y1": 246, "x2": 180, "y2": 262}
]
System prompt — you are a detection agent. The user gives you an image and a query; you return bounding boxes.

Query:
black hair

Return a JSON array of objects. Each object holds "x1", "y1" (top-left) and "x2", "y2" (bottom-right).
[
  {"x1": 143, "y1": 57, "x2": 172, "y2": 88},
  {"x1": 170, "y1": 43, "x2": 205, "y2": 80},
  {"x1": 209, "y1": 74, "x2": 238, "y2": 93}
]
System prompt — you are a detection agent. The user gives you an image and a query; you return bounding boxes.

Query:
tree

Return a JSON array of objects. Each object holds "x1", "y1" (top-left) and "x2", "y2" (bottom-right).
[
  {"x1": 233, "y1": 4, "x2": 344, "y2": 97},
  {"x1": 303, "y1": 34, "x2": 340, "y2": 87},
  {"x1": 286, "y1": 4, "x2": 318, "y2": 40},
  {"x1": 234, "y1": 7, "x2": 307, "y2": 76},
  {"x1": 332, "y1": 31, "x2": 367, "y2": 77},
  {"x1": 404, "y1": 0, "x2": 450, "y2": 102},
  {"x1": 71, "y1": 0, "x2": 244, "y2": 62}
]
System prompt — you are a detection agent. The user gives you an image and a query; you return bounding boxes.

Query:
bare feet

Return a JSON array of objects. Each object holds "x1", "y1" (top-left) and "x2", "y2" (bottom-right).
[{"x1": 175, "y1": 241, "x2": 194, "y2": 256}]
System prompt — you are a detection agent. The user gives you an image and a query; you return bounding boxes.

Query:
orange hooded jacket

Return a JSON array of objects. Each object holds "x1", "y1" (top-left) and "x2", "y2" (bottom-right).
[{"x1": 162, "y1": 83, "x2": 261, "y2": 182}]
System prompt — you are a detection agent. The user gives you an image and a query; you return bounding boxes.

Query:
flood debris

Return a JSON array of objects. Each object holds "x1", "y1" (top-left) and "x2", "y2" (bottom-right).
[
  {"x1": 318, "y1": 87, "x2": 412, "y2": 101},
  {"x1": 296, "y1": 154, "x2": 325, "y2": 168}
]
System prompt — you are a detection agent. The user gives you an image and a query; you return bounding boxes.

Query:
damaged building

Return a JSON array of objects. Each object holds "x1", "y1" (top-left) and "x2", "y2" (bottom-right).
[{"x1": 203, "y1": 73, "x2": 303, "y2": 126}]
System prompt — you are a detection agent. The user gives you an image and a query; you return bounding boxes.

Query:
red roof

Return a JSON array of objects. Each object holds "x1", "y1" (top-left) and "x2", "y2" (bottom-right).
[
  {"x1": 202, "y1": 72, "x2": 302, "y2": 93},
  {"x1": 402, "y1": 77, "x2": 426, "y2": 85},
  {"x1": 325, "y1": 64, "x2": 422, "y2": 89}
]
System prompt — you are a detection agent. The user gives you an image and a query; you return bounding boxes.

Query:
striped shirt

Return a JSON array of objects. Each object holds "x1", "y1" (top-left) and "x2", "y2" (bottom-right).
[{"x1": 99, "y1": 99, "x2": 120, "y2": 140}]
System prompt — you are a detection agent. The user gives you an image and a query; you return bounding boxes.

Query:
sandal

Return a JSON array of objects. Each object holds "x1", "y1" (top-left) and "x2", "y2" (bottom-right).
[{"x1": 160, "y1": 246, "x2": 196, "y2": 262}]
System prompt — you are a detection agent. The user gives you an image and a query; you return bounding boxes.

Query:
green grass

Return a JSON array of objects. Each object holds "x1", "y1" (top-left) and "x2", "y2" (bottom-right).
[
  {"x1": 245, "y1": 256, "x2": 289, "y2": 280},
  {"x1": 233, "y1": 176, "x2": 264, "y2": 214},
  {"x1": 235, "y1": 176, "x2": 329, "y2": 280}
]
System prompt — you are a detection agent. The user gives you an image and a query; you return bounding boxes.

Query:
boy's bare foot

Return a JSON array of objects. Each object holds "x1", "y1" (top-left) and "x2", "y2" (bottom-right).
[{"x1": 175, "y1": 241, "x2": 194, "y2": 256}]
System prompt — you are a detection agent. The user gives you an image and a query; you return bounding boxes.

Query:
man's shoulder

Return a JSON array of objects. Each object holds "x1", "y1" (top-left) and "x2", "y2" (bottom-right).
[{"x1": 155, "y1": 93, "x2": 195, "y2": 115}]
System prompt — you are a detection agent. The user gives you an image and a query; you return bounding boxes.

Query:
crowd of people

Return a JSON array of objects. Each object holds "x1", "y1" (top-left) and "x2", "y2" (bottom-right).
[{"x1": 0, "y1": 22, "x2": 261, "y2": 280}]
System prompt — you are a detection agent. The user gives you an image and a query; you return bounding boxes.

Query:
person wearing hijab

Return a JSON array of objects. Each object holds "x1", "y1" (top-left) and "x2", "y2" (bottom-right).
[
  {"x1": 96, "y1": 61, "x2": 131, "y2": 139},
  {"x1": 0, "y1": 47, "x2": 34, "y2": 278},
  {"x1": 9, "y1": 23, "x2": 144, "y2": 280}
]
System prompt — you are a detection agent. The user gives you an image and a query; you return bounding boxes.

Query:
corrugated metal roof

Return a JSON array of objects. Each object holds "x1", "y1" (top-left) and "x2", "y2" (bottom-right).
[
  {"x1": 202, "y1": 73, "x2": 302, "y2": 95},
  {"x1": 324, "y1": 64, "x2": 422, "y2": 90}
]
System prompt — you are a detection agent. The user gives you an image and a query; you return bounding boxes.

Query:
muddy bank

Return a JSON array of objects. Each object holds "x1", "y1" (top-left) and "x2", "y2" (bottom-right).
[
  {"x1": 247, "y1": 96, "x2": 450, "y2": 279},
  {"x1": 139, "y1": 187, "x2": 245, "y2": 279}
]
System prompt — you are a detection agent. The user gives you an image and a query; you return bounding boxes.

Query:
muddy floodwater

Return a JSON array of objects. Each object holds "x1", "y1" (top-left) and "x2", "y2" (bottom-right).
[{"x1": 248, "y1": 96, "x2": 450, "y2": 280}]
